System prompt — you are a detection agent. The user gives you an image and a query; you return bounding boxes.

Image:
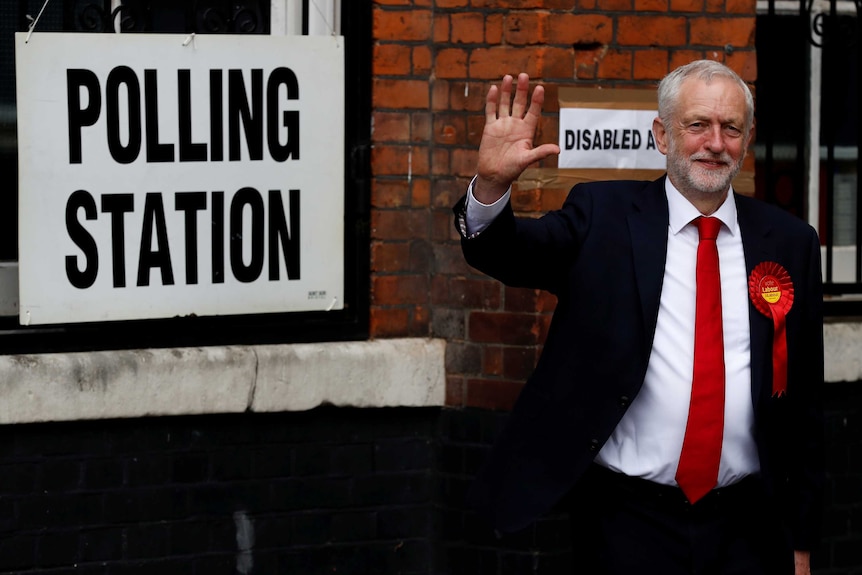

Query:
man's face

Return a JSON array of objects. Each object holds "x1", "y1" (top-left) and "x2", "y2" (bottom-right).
[{"x1": 653, "y1": 77, "x2": 750, "y2": 197}]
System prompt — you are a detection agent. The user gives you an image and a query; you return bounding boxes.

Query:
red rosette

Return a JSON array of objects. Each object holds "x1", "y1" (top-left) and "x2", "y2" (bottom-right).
[{"x1": 748, "y1": 261, "x2": 794, "y2": 397}]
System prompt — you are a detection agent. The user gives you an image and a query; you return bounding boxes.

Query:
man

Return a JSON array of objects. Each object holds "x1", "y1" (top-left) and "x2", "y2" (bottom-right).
[{"x1": 454, "y1": 60, "x2": 824, "y2": 575}]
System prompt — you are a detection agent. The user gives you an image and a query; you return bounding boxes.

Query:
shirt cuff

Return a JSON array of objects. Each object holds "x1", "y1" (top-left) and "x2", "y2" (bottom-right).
[{"x1": 465, "y1": 175, "x2": 511, "y2": 237}]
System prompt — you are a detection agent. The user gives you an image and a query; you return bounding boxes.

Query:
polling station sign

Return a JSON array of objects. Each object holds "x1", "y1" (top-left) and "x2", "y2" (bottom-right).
[
  {"x1": 15, "y1": 32, "x2": 344, "y2": 325},
  {"x1": 558, "y1": 87, "x2": 666, "y2": 170}
]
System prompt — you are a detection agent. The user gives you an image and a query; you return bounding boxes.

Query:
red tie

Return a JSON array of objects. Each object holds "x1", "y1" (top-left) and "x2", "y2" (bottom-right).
[{"x1": 676, "y1": 216, "x2": 725, "y2": 504}]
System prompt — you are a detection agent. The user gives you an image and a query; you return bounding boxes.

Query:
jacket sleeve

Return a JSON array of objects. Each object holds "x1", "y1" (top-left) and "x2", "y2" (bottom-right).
[{"x1": 452, "y1": 186, "x2": 592, "y2": 295}]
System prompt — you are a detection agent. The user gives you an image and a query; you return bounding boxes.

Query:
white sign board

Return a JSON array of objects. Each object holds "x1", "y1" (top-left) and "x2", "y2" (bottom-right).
[
  {"x1": 558, "y1": 108, "x2": 666, "y2": 169},
  {"x1": 15, "y1": 32, "x2": 345, "y2": 325}
]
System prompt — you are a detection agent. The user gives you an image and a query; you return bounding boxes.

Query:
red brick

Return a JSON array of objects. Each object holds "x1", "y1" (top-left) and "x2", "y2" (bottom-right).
[
  {"x1": 596, "y1": 49, "x2": 633, "y2": 80},
  {"x1": 412, "y1": 113, "x2": 433, "y2": 143},
  {"x1": 469, "y1": 311, "x2": 544, "y2": 345},
  {"x1": 538, "y1": 117, "x2": 559, "y2": 157},
  {"x1": 725, "y1": 50, "x2": 757, "y2": 83},
  {"x1": 373, "y1": 79, "x2": 430, "y2": 109},
  {"x1": 448, "y1": 81, "x2": 487, "y2": 112},
  {"x1": 372, "y1": 112, "x2": 411, "y2": 143},
  {"x1": 485, "y1": 14, "x2": 504, "y2": 44},
  {"x1": 635, "y1": 0, "x2": 668, "y2": 10},
  {"x1": 597, "y1": 0, "x2": 633, "y2": 9},
  {"x1": 447, "y1": 277, "x2": 503, "y2": 309},
  {"x1": 546, "y1": 14, "x2": 613, "y2": 45},
  {"x1": 469, "y1": 47, "x2": 540, "y2": 80},
  {"x1": 432, "y1": 209, "x2": 455, "y2": 242},
  {"x1": 451, "y1": 148, "x2": 478, "y2": 179},
  {"x1": 670, "y1": 0, "x2": 705, "y2": 11},
  {"x1": 434, "y1": 114, "x2": 467, "y2": 146},
  {"x1": 371, "y1": 179, "x2": 411, "y2": 208},
  {"x1": 431, "y1": 80, "x2": 451, "y2": 111},
  {"x1": 504, "y1": 286, "x2": 542, "y2": 312},
  {"x1": 437, "y1": 0, "x2": 469, "y2": 7},
  {"x1": 503, "y1": 346, "x2": 540, "y2": 380},
  {"x1": 574, "y1": 46, "x2": 606, "y2": 80},
  {"x1": 511, "y1": 188, "x2": 543, "y2": 213},
  {"x1": 373, "y1": 44, "x2": 412, "y2": 76},
  {"x1": 431, "y1": 148, "x2": 451, "y2": 176},
  {"x1": 372, "y1": 275, "x2": 430, "y2": 305},
  {"x1": 539, "y1": 47, "x2": 575, "y2": 79},
  {"x1": 633, "y1": 49, "x2": 670, "y2": 80},
  {"x1": 373, "y1": 8, "x2": 432, "y2": 42},
  {"x1": 726, "y1": 0, "x2": 756, "y2": 14},
  {"x1": 445, "y1": 375, "x2": 466, "y2": 407},
  {"x1": 537, "y1": 291, "x2": 558, "y2": 313},
  {"x1": 435, "y1": 243, "x2": 475, "y2": 276},
  {"x1": 371, "y1": 242, "x2": 411, "y2": 272},
  {"x1": 434, "y1": 13, "x2": 450, "y2": 43},
  {"x1": 669, "y1": 50, "x2": 705, "y2": 71},
  {"x1": 371, "y1": 145, "x2": 418, "y2": 176},
  {"x1": 472, "y1": 0, "x2": 544, "y2": 6},
  {"x1": 437, "y1": 48, "x2": 469, "y2": 79},
  {"x1": 618, "y1": 16, "x2": 687, "y2": 47},
  {"x1": 483, "y1": 346, "x2": 504, "y2": 376},
  {"x1": 412, "y1": 305, "x2": 430, "y2": 335},
  {"x1": 541, "y1": 187, "x2": 569, "y2": 211},
  {"x1": 431, "y1": 178, "x2": 469, "y2": 209},
  {"x1": 451, "y1": 13, "x2": 486, "y2": 44},
  {"x1": 690, "y1": 17, "x2": 756, "y2": 47},
  {"x1": 467, "y1": 115, "x2": 485, "y2": 147},
  {"x1": 371, "y1": 209, "x2": 429, "y2": 240},
  {"x1": 414, "y1": 46, "x2": 433, "y2": 75},
  {"x1": 412, "y1": 178, "x2": 432, "y2": 207},
  {"x1": 370, "y1": 307, "x2": 410, "y2": 337},
  {"x1": 504, "y1": 11, "x2": 547, "y2": 46},
  {"x1": 466, "y1": 378, "x2": 523, "y2": 411}
]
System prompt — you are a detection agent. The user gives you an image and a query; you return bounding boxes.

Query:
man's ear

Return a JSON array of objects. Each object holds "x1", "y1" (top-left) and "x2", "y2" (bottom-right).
[{"x1": 652, "y1": 117, "x2": 669, "y2": 155}]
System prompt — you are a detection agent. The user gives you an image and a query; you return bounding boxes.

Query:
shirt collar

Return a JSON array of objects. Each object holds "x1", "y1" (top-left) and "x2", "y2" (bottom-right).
[{"x1": 665, "y1": 178, "x2": 739, "y2": 237}]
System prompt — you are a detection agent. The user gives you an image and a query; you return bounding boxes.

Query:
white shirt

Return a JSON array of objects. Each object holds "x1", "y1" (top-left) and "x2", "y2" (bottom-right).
[{"x1": 465, "y1": 177, "x2": 760, "y2": 487}]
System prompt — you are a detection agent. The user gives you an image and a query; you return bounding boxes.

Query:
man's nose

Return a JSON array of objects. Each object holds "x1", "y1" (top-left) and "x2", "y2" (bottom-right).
[{"x1": 704, "y1": 126, "x2": 725, "y2": 151}]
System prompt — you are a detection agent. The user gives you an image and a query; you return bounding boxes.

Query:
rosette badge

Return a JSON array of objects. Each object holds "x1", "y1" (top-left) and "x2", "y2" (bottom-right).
[{"x1": 749, "y1": 262, "x2": 794, "y2": 397}]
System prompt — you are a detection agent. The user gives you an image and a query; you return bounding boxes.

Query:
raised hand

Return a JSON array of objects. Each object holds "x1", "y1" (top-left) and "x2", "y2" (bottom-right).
[{"x1": 473, "y1": 73, "x2": 561, "y2": 204}]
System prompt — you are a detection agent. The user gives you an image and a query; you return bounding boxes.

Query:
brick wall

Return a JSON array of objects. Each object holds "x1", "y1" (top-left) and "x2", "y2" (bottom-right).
[
  {"x1": 367, "y1": 0, "x2": 758, "y2": 410},
  {"x1": 0, "y1": 408, "x2": 439, "y2": 574}
]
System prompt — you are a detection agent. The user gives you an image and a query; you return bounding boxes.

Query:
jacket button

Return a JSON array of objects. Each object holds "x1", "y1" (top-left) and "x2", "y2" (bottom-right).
[
  {"x1": 619, "y1": 395, "x2": 631, "y2": 408},
  {"x1": 589, "y1": 439, "x2": 600, "y2": 452}
]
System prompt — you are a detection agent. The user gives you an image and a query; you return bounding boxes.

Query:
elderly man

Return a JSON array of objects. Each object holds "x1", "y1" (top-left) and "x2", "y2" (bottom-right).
[{"x1": 454, "y1": 60, "x2": 824, "y2": 575}]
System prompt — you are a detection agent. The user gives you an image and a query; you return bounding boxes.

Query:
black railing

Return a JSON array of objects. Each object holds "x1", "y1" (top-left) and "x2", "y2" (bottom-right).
[
  {"x1": 756, "y1": 0, "x2": 861, "y2": 314},
  {"x1": 52, "y1": 0, "x2": 269, "y2": 34}
]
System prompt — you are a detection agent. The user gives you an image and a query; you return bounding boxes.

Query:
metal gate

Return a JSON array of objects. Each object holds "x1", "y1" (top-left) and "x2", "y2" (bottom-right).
[{"x1": 756, "y1": 0, "x2": 861, "y2": 314}]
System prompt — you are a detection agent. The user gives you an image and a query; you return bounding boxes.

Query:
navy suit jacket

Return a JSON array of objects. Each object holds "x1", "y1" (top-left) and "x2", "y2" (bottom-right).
[{"x1": 455, "y1": 176, "x2": 825, "y2": 551}]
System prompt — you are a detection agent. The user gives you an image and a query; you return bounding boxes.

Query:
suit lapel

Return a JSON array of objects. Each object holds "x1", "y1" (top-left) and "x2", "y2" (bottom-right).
[
  {"x1": 734, "y1": 195, "x2": 775, "y2": 409},
  {"x1": 628, "y1": 178, "x2": 670, "y2": 348}
]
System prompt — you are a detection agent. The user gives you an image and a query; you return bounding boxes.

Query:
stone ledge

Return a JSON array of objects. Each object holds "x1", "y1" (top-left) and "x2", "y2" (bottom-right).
[
  {"x1": 0, "y1": 338, "x2": 447, "y2": 425},
  {"x1": 825, "y1": 322, "x2": 862, "y2": 383}
]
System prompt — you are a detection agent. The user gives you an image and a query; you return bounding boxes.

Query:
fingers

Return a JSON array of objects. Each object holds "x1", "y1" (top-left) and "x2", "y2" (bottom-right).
[
  {"x1": 488, "y1": 73, "x2": 543, "y2": 122},
  {"x1": 485, "y1": 85, "x2": 499, "y2": 125},
  {"x1": 525, "y1": 83, "x2": 545, "y2": 127},
  {"x1": 497, "y1": 74, "x2": 514, "y2": 117},
  {"x1": 511, "y1": 73, "x2": 530, "y2": 118},
  {"x1": 526, "y1": 143, "x2": 562, "y2": 166}
]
